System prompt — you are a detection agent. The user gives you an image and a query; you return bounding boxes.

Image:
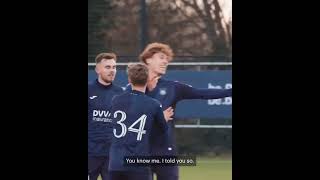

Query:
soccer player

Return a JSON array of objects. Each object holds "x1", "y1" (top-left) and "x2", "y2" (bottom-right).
[
  {"x1": 88, "y1": 52, "x2": 124, "y2": 180},
  {"x1": 126, "y1": 42, "x2": 232, "y2": 180},
  {"x1": 108, "y1": 63, "x2": 171, "y2": 180}
]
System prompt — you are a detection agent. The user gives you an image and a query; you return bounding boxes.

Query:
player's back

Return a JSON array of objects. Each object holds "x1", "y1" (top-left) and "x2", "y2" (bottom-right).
[{"x1": 109, "y1": 90, "x2": 168, "y2": 172}]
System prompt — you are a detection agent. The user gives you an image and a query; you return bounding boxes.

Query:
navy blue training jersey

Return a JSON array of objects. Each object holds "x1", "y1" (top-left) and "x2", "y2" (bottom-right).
[
  {"x1": 108, "y1": 90, "x2": 168, "y2": 172},
  {"x1": 88, "y1": 79, "x2": 124, "y2": 157},
  {"x1": 126, "y1": 78, "x2": 232, "y2": 155}
]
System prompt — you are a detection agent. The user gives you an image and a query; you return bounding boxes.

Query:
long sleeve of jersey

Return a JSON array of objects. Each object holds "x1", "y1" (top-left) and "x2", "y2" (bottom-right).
[{"x1": 176, "y1": 82, "x2": 232, "y2": 101}]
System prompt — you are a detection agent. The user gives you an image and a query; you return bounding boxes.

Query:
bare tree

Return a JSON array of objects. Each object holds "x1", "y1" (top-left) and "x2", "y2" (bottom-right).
[
  {"x1": 173, "y1": 0, "x2": 232, "y2": 56},
  {"x1": 88, "y1": 0, "x2": 115, "y2": 58},
  {"x1": 89, "y1": 0, "x2": 232, "y2": 59}
]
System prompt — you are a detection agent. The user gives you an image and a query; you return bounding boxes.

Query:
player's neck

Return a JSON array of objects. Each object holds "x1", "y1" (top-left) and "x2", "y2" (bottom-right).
[
  {"x1": 147, "y1": 71, "x2": 161, "y2": 91},
  {"x1": 149, "y1": 71, "x2": 161, "y2": 80},
  {"x1": 132, "y1": 85, "x2": 146, "y2": 93},
  {"x1": 97, "y1": 77, "x2": 111, "y2": 86}
]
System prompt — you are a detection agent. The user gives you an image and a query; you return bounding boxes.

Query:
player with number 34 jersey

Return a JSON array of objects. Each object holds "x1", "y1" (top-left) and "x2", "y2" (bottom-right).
[
  {"x1": 108, "y1": 63, "x2": 171, "y2": 180},
  {"x1": 108, "y1": 89, "x2": 169, "y2": 173}
]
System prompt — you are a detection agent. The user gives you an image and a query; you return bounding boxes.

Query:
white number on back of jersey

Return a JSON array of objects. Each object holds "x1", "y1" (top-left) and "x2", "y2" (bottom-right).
[
  {"x1": 113, "y1": 110, "x2": 127, "y2": 138},
  {"x1": 113, "y1": 110, "x2": 147, "y2": 141},
  {"x1": 128, "y1": 114, "x2": 147, "y2": 141}
]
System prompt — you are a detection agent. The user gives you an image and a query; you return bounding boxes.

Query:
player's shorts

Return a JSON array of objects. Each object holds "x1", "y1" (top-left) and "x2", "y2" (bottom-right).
[{"x1": 88, "y1": 156, "x2": 109, "y2": 180}]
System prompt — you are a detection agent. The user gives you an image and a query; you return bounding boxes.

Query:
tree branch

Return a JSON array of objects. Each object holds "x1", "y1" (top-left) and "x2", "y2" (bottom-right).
[{"x1": 174, "y1": 1, "x2": 205, "y2": 31}]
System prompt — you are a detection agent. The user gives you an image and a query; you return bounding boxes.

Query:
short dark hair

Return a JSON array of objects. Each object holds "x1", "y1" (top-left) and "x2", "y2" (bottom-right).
[
  {"x1": 95, "y1": 52, "x2": 117, "y2": 63},
  {"x1": 127, "y1": 63, "x2": 149, "y2": 86}
]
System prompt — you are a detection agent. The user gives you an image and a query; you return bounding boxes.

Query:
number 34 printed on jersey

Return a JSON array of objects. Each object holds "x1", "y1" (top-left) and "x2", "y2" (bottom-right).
[{"x1": 113, "y1": 110, "x2": 147, "y2": 141}]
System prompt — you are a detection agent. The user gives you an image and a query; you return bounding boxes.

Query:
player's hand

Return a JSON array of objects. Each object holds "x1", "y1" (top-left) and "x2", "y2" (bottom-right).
[{"x1": 164, "y1": 106, "x2": 174, "y2": 122}]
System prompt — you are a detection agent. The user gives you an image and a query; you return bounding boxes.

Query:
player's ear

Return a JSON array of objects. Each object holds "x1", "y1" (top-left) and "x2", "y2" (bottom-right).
[
  {"x1": 95, "y1": 65, "x2": 99, "y2": 74},
  {"x1": 145, "y1": 58, "x2": 151, "y2": 65},
  {"x1": 128, "y1": 77, "x2": 131, "y2": 84}
]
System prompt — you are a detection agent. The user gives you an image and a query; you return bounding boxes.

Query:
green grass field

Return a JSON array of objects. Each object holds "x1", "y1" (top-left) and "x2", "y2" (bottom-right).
[
  {"x1": 178, "y1": 157, "x2": 231, "y2": 180},
  {"x1": 97, "y1": 157, "x2": 231, "y2": 180}
]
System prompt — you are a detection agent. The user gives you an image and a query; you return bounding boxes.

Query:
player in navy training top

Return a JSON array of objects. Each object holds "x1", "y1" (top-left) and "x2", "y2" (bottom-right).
[
  {"x1": 126, "y1": 42, "x2": 233, "y2": 180},
  {"x1": 88, "y1": 53, "x2": 124, "y2": 180},
  {"x1": 109, "y1": 63, "x2": 171, "y2": 180}
]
